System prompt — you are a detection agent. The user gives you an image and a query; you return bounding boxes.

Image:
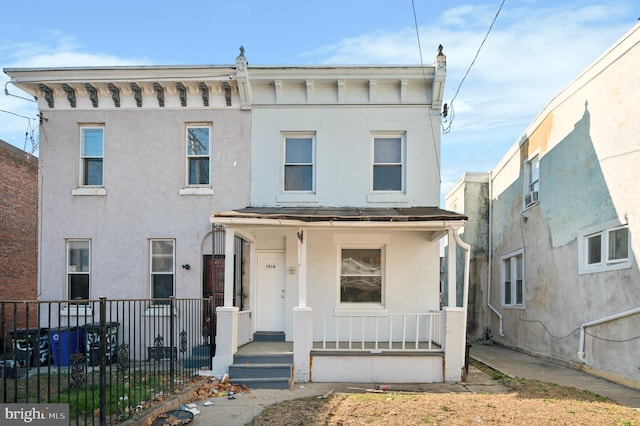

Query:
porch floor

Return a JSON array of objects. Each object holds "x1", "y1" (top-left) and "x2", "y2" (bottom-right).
[
  {"x1": 237, "y1": 341, "x2": 293, "y2": 354},
  {"x1": 236, "y1": 340, "x2": 441, "y2": 353}
]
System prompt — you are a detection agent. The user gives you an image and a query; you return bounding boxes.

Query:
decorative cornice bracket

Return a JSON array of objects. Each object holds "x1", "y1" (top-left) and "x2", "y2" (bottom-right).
[
  {"x1": 153, "y1": 82, "x2": 165, "y2": 107},
  {"x1": 176, "y1": 82, "x2": 187, "y2": 107},
  {"x1": 130, "y1": 83, "x2": 142, "y2": 107},
  {"x1": 85, "y1": 83, "x2": 98, "y2": 107},
  {"x1": 108, "y1": 83, "x2": 121, "y2": 107},
  {"x1": 199, "y1": 82, "x2": 209, "y2": 107},
  {"x1": 39, "y1": 84, "x2": 54, "y2": 108},
  {"x1": 62, "y1": 83, "x2": 76, "y2": 108}
]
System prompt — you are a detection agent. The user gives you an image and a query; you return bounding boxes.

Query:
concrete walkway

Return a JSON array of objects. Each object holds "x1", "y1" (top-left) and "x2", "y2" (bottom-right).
[
  {"x1": 470, "y1": 342, "x2": 640, "y2": 408},
  {"x1": 149, "y1": 342, "x2": 640, "y2": 425}
]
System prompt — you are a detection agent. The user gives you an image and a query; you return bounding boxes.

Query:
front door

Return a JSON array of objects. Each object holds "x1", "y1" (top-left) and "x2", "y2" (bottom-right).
[{"x1": 257, "y1": 252, "x2": 286, "y2": 331}]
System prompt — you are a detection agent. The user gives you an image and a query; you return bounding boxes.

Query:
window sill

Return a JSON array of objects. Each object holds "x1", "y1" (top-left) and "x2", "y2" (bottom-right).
[
  {"x1": 502, "y1": 305, "x2": 525, "y2": 310},
  {"x1": 72, "y1": 187, "x2": 106, "y2": 196},
  {"x1": 578, "y1": 261, "x2": 632, "y2": 275},
  {"x1": 61, "y1": 306, "x2": 93, "y2": 316},
  {"x1": 179, "y1": 187, "x2": 213, "y2": 195},
  {"x1": 366, "y1": 193, "x2": 407, "y2": 203},
  {"x1": 276, "y1": 193, "x2": 319, "y2": 204},
  {"x1": 145, "y1": 306, "x2": 177, "y2": 317}
]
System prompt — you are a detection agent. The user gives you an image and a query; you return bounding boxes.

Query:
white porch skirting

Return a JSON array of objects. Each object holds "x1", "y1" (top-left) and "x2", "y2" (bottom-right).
[{"x1": 311, "y1": 354, "x2": 444, "y2": 383}]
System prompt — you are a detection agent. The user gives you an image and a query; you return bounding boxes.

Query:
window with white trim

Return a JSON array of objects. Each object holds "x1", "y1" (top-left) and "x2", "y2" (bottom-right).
[
  {"x1": 186, "y1": 126, "x2": 211, "y2": 186},
  {"x1": 284, "y1": 134, "x2": 314, "y2": 192},
  {"x1": 578, "y1": 220, "x2": 631, "y2": 274},
  {"x1": 372, "y1": 135, "x2": 404, "y2": 191},
  {"x1": 81, "y1": 127, "x2": 104, "y2": 186},
  {"x1": 502, "y1": 250, "x2": 523, "y2": 307},
  {"x1": 523, "y1": 154, "x2": 540, "y2": 208},
  {"x1": 340, "y1": 248, "x2": 383, "y2": 304},
  {"x1": 151, "y1": 239, "x2": 175, "y2": 304},
  {"x1": 67, "y1": 239, "x2": 90, "y2": 302}
]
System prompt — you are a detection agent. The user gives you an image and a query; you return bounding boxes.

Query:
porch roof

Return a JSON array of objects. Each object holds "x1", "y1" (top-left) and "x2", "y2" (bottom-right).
[{"x1": 212, "y1": 206, "x2": 466, "y2": 224}]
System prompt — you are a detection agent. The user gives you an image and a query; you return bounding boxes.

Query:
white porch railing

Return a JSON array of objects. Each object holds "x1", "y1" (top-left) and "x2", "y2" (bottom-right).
[
  {"x1": 237, "y1": 310, "x2": 253, "y2": 346},
  {"x1": 313, "y1": 311, "x2": 444, "y2": 352}
]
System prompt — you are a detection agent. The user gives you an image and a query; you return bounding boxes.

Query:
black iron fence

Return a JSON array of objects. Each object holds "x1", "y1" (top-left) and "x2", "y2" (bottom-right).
[{"x1": 0, "y1": 297, "x2": 217, "y2": 425}]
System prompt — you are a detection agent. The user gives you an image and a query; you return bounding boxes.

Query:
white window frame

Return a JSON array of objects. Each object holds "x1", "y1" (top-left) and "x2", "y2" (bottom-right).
[
  {"x1": 282, "y1": 133, "x2": 315, "y2": 193},
  {"x1": 523, "y1": 152, "x2": 540, "y2": 209},
  {"x1": 150, "y1": 239, "x2": 175, "y2": 305},
  {"x1": 501, "y1": 249, "x2": 524, "y2": 308},
  {"x1": 64, "y1": 239, "x2": 92, "y2": 315},
  {"x1": 180, "y1": 123, "x2": 213, "y2": 195},
  {"x1": 337, "y1": 245, "x2": 385, "y2": 309},
  {"x1": 73, "y1": 126, "x2": 106, "y2": 196},
  {"x1": 371, "y1": 133, "x2": 405, "y2": 193},
  {"x1": 578, "y1": 219, "x2": 632, "y2": 274},
  {"x1": 65, "y1": 238, "x2": 91, "y2": 305}
]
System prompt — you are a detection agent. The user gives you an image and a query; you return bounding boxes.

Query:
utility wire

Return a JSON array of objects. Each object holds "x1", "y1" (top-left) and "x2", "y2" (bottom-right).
[
  {"x1": 411, "y1": 0, "x2": 441, "y2": 182},
  {"x1": 443, "y1": 0, "x2": 507, "y2": 133}
]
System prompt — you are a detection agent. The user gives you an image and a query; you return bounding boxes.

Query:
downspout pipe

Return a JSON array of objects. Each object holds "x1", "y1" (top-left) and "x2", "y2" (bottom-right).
[
  {"x1": 578, "y1": 306, "x2": 640, "y2": 363},
  {"x1": 451, "y1": 230, "x2": 471, "y2": 312},
  {"x1": 486, "y1": 170, "x2": 504, "y2": 336}
]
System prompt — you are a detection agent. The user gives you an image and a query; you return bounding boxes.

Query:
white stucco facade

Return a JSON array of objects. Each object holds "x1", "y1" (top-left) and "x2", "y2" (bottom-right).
[{"x1": 211, "y1": 50, "x2": 471, "y2": 383}]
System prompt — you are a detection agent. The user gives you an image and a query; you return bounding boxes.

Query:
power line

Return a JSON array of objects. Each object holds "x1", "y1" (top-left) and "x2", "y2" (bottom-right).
[
  {"x1": 411, "y1": 0, "x2": 441, "y2": 183},
  {"x1": 443, "y1": 0, "x2": 507, "y2": 133}
]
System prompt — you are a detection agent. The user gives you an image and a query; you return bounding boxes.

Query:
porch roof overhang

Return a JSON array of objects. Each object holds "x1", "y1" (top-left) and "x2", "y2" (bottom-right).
[{"x1": 211, "y1": 206, "x2": 466, "y2": 233}]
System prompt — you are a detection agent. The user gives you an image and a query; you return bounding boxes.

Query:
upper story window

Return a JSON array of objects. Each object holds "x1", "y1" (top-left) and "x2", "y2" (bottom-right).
[
  {"x1": 524, "y1": 153, "x2": 540, "y2": 208},
  {"x1": 67, "y1": 239, "x2": 90, "y2": 302},
  {"x1": 340, "y1": 248, "x2": 383, "y2": 305},
  {"x1": 186, "y1": 126, "x2": 211, "y2": 186},
  {"x1": 373, "y1": 135, "x2": 404, "y2": 192},
  {"x1": 501, "y1": 250, "x2": 523, "y2": 308},
  {"x1": 284, "y1": 134, "x2": 314, "y2": 192},
  {"x1": 81, "y1": 127, "x2": 104, "y2": 186},
  {"x1": 578, "y1": 220, "x2": 631, "y2": 274},
  {"x1": 150, "y1": 239, "x2": 175, "y2": 304}
]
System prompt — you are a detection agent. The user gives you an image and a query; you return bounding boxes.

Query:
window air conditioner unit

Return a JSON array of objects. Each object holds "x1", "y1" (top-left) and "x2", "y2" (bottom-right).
[{"x1": 524, "y1": 191, "x2": 539, "y2": 207}]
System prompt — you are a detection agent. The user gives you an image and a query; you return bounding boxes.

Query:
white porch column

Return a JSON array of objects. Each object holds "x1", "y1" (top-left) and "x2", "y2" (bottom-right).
[
  {"x1": 297, "y1": 228, "x2": 308, "y2": 307},
  {"x1": 212, "y1": 226, "x2": 239, "y2": 377},
  {"x1": 212, "y1": 306, "x2": 239, "y2": 377},
  {"x1": 293, "y1": 307, "x2": 313, "y2": 382},
  {"x1": 443, "y1": 307, "x2": 465, "y2": 382},
  {"x1": 447, "y1": 227, "x2": 457, "y2": 307},
  {"x1": 224, "y1": 227, "x2": 235, "y2": 307}
]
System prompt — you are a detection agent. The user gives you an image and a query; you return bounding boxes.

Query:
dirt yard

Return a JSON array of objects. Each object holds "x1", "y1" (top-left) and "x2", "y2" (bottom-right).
[{"x1": 248, "y1": 362, "x2": 640, "y2": 425}]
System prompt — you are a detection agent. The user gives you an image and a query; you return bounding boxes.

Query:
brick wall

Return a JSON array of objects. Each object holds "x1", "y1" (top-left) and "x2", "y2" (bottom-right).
[{"x1": 0, "y1": 140, "x2": 38, "y2": 346}]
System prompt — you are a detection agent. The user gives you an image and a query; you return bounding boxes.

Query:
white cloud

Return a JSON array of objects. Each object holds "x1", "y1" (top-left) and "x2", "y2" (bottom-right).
[
  {"x1": 299, "y1": 1, "x2": 635, "y2": 195},
  {"x1": 1, "y1": 31, "x2": 149, "y2": 152}
]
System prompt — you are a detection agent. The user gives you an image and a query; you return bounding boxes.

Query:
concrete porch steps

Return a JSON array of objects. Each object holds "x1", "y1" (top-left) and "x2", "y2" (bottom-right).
[{"x1": 229, "y1": 332, "x2": 293, "y2": 389}]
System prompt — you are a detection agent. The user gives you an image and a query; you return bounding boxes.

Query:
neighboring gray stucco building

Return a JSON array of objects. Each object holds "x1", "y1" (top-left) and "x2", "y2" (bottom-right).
[{"x1": 446, "y1": 21, "x2": 640, "y2": 389}]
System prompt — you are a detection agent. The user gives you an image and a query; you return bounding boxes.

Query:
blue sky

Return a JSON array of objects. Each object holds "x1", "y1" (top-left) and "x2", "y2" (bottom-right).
[{"x1": 1, "y1": 0, "x2": 637, "y2": 195}]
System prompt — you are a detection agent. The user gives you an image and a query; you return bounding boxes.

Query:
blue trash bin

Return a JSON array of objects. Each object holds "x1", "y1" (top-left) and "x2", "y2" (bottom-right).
[{"x1": 49, "y1": 327, "x2": 84, "y2": 366}]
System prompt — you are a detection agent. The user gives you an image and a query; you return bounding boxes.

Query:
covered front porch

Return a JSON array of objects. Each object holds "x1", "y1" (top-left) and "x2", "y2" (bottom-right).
[{"x1": 209, "y1": 207, "x2": 470, "y2": 384}]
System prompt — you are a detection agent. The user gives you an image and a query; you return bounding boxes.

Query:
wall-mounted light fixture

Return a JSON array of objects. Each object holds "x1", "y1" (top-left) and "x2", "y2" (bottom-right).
[{"x1": 181, "y1": 264, "x2": 191, "y2": 270}]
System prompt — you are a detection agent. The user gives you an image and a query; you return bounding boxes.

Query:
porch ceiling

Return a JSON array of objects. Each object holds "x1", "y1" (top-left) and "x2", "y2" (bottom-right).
[{"x1": 211, "y1": 206, "x2": 466, "y2": 224}]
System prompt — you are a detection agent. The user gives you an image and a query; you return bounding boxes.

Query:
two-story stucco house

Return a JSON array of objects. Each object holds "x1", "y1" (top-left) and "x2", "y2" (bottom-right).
[
  {"x1": 5, "y1": 46, "x2": 470, "y2": 385},
  {"x1": 446, "y1": 21, "x2": 640, "y2": 389},
  {"x1": 210, "y1": 49, "x2": 470, "y2": 384},
  {"x1": 3, "y1": 61, "x2": 252, "y2": 344}
]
